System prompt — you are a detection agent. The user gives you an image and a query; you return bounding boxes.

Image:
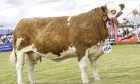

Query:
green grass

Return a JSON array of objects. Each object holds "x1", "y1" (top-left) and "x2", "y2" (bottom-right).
[{"x1": 0, "y1": 44, "x2": 140, "y2": 84}]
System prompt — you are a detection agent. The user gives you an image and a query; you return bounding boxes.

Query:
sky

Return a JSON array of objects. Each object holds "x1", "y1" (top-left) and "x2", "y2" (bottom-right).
[{"x1": 0, "y1": 0, "x2": 140, "y2": 30}]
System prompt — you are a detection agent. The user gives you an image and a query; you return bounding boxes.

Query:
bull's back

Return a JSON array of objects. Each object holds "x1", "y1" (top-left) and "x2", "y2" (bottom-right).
[{"x1": 14, "y1": 17, "x2": 70, "y2": 55}]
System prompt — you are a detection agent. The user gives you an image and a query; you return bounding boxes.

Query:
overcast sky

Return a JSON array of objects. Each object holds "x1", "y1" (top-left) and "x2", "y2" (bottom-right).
[{"x1": 0, "y1": 0, "x2": 140, "y2": 29}]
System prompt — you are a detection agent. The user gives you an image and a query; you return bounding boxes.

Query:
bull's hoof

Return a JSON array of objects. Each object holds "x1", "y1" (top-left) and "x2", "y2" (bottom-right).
[
  {"x1": 82, "y1": 82, "x2": 89, "y2": 84},
  {"x1": 17, "y1": 81, "x2": 24, "y2": 84},
  {"x1": 82, "y1": 80, "x2": 89, "y2": 84},
  {"x1": 17, "y1": 82, "x2": 24, "y2": 84},
  {"x1": 94, "y1": 77, "x2": 100, "y2": 81}
]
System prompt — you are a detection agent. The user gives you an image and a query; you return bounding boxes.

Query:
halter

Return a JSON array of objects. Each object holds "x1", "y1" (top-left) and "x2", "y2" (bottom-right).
[{"x1": 93, "y1": 8, "x2": 123, "y2": 43}]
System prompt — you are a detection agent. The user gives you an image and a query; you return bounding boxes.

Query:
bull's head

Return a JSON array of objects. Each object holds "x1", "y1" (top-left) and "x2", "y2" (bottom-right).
[
  {"x1": 107, "y1": 4, "x2": 124, "y2": 19},
  {"x1": 102, "y1": 3, "x2": 125, "y2": 21},
  {"x1": 101, "y1": 3, "x2": 125, "y2": 32}
]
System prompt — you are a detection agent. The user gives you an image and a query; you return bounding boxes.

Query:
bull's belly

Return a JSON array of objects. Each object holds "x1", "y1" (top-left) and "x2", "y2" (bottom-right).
[
  {"x1": 33, "y1": 45, "x2": 77, "y2": 61},
  {"x1": 34, "y1": 43, "x2": 105, "y2": 61},
  {"x1": 45, "y1": 43, "x2": 104, "y2": 61}
]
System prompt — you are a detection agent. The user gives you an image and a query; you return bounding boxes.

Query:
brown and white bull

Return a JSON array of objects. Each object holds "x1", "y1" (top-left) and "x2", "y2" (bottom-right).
[{"x1": 10, "y1": 4, "x2": 125, "y2": 84}]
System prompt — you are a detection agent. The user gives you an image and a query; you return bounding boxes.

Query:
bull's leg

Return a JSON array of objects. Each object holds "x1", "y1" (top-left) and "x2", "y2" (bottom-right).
[
  {"x1": 26, "y1": 52, "x2": 36, "y2": 84},
  {"x1": 89, "y1": 59, "x2": 100, "y2": 81},
  {"x1": 27, "y1": 59, "x2": 35, "y2": 84},
  {"x1": 16, "y1": 51, "x2": 25, "y2": 84},
  {"x1": 79, "y1": 49, "x2": 89, "y2": 83}
]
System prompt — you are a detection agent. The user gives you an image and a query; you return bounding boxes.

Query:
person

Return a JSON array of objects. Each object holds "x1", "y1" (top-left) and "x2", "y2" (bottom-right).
[
  {"x1": 4, "y1": 37, "x2": 9, "y2": 44},
  {"x1": 122, "y1": 28, "x2": 126, "y2": 36},
  {"x1": 125, "y1": 28, "x2": 130, "y2": 35},
  {"x1": 0, "y1": 36, "x2": 3, "y2": 44},
  {"x1": 121, "y1": 28, "x2": 140, "y2": 40},
  {"x1": 121, "y1": 9, "x2": 140, "y2": 40}
]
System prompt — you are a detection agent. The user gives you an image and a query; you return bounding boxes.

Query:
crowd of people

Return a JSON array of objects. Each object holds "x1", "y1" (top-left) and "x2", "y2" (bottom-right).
[{"x1": 0, "y1": 35, "x2": 13, "y2": 44}]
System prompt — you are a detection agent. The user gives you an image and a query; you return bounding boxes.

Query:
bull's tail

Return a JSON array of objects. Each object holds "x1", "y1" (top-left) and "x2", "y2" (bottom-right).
[
  {"x1": 9, "y1": 49, "x2": 16, "y2": 64},
  {"x1": 9, "y1": 32, "x2": 17, "y2": 64}
]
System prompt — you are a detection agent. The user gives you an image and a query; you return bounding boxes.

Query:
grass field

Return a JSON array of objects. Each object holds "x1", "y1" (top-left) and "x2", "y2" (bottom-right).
[{"x1": 0, "y1": 44, "x2": 140, "y2": 84}]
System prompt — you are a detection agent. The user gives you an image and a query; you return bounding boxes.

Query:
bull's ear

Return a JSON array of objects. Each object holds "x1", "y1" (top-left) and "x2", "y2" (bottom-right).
[
  {"x1": 101, "y1": 5, "x2": 108, "y2": 13},
  {"x1": 101, "y1": 6, "x2": 108, "y2": 21},
  {"x1": 119, "y1": 4, "x2": 125, "y2": 10}
]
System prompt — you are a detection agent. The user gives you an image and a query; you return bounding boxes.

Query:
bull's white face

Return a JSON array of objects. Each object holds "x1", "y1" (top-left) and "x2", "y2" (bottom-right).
[{"x1": 106, "y1": 4, "x2": 125, "y2": 19}]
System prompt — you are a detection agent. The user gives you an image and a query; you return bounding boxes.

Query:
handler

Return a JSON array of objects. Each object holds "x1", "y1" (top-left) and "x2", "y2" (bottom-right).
[{"x1": 121, "y1": 28, "x2": 140, "y2": 40}]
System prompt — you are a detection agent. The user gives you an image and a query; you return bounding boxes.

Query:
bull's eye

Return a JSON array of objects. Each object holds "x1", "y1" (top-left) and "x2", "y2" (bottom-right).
[{"x1": 111, "y1": 9, "x2": 116, "y2": 15}]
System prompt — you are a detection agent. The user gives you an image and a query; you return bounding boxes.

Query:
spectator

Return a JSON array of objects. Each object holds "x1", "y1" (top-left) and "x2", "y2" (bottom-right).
[
  {"x1": 121, "y1": 28, "x2": 140, "y2": 40},
  {"x1": 0, "y1": 37, "x2": 3, "y2": 44}
]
